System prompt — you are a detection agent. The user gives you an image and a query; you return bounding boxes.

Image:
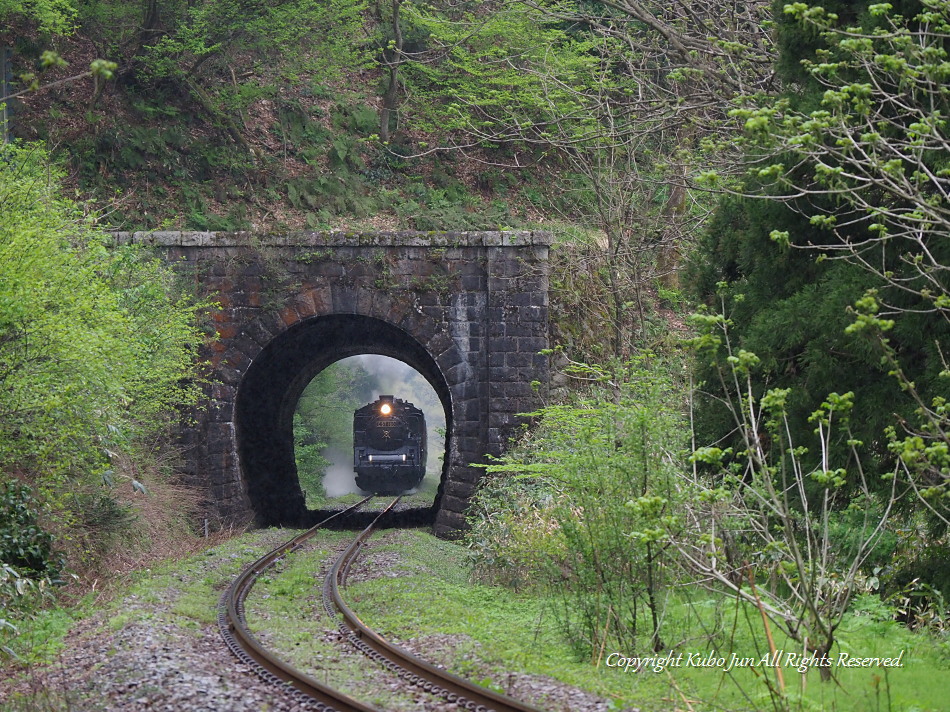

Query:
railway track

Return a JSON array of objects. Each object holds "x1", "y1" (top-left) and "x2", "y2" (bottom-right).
[
  {"x1": 218, "y1": 496, "x2": 376, "y2": 712},
  {"x1": 219, "y1": 497, "x2": 544, "y2": 712}
]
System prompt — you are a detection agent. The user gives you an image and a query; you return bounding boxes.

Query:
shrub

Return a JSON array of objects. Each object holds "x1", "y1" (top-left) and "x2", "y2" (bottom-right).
[
  {"x1": 0, "y1": 141, "x2": 209, "y2": 582},
  {"x1": 469, "y1": 356, "x2": 688, "y2": 657},
  {"x1": 0, "y1": 479, "x2": 63, "y2": 583}
]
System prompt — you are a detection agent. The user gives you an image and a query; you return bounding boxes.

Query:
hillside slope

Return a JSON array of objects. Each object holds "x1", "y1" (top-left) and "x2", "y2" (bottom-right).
[{"x1": 3, "y1": 9, "x2": 544, "y2": 233}]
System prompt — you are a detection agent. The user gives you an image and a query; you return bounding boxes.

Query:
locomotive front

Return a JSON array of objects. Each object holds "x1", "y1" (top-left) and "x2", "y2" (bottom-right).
[{"x1": 352, "y1": 395, "x2": 427, "y2": 494}]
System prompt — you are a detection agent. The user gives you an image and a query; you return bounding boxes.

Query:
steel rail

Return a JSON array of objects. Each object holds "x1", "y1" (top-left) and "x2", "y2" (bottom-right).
[
  {"x1": 325, "y1": 501, "x2": 546, "y2": 712},
  {"x1": 219, "y1": 496, "x2": 377, "y2": 712}
]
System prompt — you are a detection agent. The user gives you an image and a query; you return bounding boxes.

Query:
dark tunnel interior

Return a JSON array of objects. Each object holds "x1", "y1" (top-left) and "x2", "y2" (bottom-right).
[{"x1": 234, "y1": 314, "x2": 452, "y2": 527}]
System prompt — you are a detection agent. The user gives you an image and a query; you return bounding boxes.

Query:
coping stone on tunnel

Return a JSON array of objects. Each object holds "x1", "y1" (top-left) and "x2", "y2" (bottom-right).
[{"x1": 115, "y1": 231, "x2": 551, "y2": 538}]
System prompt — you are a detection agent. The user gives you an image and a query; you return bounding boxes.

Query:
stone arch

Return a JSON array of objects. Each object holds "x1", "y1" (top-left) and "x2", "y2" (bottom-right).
[
  {"x1": 119, "y1": 230, "x2": 551, "y2": 538},
  {"x1": 234, "y1": 308, "x2": 463, "y2": 527}
]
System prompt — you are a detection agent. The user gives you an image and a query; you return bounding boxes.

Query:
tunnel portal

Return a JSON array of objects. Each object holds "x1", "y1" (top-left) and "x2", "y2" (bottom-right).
[
  {"x1": 236, "y1": 315, "x2": 451, "y2": 525},
  {"x1": 117, "y1": 230, "x2": 551, "y2": 538}
]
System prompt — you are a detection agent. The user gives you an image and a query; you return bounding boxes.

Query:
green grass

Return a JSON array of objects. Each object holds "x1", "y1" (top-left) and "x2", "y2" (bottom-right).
[
  {"x1": 647, "y1": 594, "x2": 950, "y2": 712},
  {"x1": 345, "y1": 530, "x2": 950, "y2": 712},
  {"x1": 3, "y1": 528, "x2": 299, "y2": 668},
  {"x1": 5, "y1": 526, "x2": 947, "y2": 712},
  {"x1": 241, "y1": 530, "x2": 430, "y2": 710},
  {"x1": 1, "y1": 605, "x2": 76, "y2": 664}
]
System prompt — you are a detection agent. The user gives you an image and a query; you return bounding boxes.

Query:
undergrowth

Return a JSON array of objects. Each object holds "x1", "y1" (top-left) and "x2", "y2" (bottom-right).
[
  {"x1": 462, "y1": 354, "x2": 950, "y2": 711},
  {"x1": 353, "y1": 532, "x2": 950, "y2": 712},
  {"x1": 25, "y1": 81, "x2": 544, "y2": 232}
]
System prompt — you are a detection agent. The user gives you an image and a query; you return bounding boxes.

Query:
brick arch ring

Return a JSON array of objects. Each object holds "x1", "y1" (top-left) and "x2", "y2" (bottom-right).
[{"x1": 230, "y1": 287, "x2": 467, "y2": 528}]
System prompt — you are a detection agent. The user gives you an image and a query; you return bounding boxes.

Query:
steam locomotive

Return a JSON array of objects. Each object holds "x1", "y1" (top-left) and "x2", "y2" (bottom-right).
[{"x1": 352, "y1": 395, "x2": 427, "y2": 494}]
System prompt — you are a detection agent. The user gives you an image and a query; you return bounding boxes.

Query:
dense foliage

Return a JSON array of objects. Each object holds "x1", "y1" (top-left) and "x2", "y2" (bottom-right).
[
  {"x1": 471, "y1": 357, "x2": 686, "y2": 657},
  {"x1": 0, "y1": 0, "x2": 73, "y2": 33},
  {"x1": 293, "y1": 360, "x2": 378, "y2": 506},
  {"x1": 394, "y1": 0, "x2": 769, "y2": 355},
  {"x1": 0, "y1": 144, "x2": 205, "y2": 475},
  {"x1": 461, "y1": 0, "x2": 950, "y2": 706},
  {"x1": 3, "y1": 0, "x2": 949, "y2": 704},
  {"x1": 690, "y1": 0, "x2": 950, "y2": 528},
  {"x1": 0, "y1": 142, "x2": 208, "y2": 620}
]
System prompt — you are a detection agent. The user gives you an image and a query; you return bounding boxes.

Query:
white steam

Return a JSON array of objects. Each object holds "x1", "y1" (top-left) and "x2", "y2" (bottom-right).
[
  {"x1": 320, "y1": 447, "x2": 362, "y2": 497},
  {"x1": 322, "y1": 354, "x2": 446, "y2": 496}
]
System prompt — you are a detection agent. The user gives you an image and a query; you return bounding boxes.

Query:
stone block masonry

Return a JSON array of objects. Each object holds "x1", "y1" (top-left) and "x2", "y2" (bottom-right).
[{"x1": 114, "y1": 231, "x2": 551, "y2": 539}]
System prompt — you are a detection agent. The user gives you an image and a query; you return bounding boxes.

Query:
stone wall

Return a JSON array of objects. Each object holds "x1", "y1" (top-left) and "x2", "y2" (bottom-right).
[{"x1": 116, "y1": 231, "x2": 551, "y2": 538}]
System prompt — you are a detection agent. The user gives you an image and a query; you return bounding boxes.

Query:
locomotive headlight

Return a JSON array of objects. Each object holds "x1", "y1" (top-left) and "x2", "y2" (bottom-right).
[{"x1": 380, "y1": 403, "x2": 392, "y2": 415}]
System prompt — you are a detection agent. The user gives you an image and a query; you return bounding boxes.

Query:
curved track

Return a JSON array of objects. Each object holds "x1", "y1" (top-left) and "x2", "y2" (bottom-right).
[
  {"x1": 220, "y1": 497, "x2": 544, "y2": 712},
  {"x1": 324, "y1": 501, "x2": 545, "y2": 712},
  {"x1": 218, "y1": 496, "x2": 376, "y2": 712}
]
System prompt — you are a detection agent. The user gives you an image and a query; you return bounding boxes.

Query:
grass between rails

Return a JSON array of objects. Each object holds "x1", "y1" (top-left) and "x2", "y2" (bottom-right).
[
  {"x1": 4, "y1": 526, "x2": 948, "y2": 712},
  {"x1": 240, "y1": 530, "x2": 434, "y2": 710}
]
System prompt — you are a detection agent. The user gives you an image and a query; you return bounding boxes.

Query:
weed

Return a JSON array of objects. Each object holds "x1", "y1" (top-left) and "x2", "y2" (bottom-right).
[
  {"x1": 656, "y1": 284, "x2": 688, "y2": 312},
  {"x1": 294, "y1": 249, "x2": 335, "y2": 264}
]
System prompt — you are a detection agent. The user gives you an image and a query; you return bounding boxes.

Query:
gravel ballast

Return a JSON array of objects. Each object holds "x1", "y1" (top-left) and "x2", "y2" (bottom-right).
[{"x1": 1, "y1": 527, "x2": 622, "y2": 711}]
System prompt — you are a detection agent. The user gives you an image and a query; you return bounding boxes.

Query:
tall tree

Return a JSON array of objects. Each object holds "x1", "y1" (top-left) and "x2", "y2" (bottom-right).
[
  {"x1": 399, "y1": 0, "x2": 775, "y2": 355},
  {"x1": 690, "y1": 0, "x2": 950, "y2": 543}
]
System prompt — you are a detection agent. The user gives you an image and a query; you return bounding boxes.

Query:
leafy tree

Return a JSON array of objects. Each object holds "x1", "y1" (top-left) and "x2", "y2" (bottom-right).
[
  {"x1": 293, "y1": 360, "x2": 378, "y2": 505},
  {"x1": 691, "y1": 0, "x2": 950, "y2": 522},
  {"x1": 397, "y1": 0, "x2": 775, "y2": 355},
  {"x1": 683, "y1": 311, "x2": 899, "y2": 686},
  {"x1": 688, "y1": 197, "x2": 927, "y2": 484},
  {"x1": 475, "y1": 357, "x2": 686, "y2": 655},
  {"x1": 372, "y1": 0, "x2": 411, "y2": 143},
  {"x1": 0, "y1": 141, "x2": 207, "y2": 573},
  {"x1": 0, "y1": 0, "x2": 75, "y2": 34},
  {"x1": 0, "y1": 6, "x2": 116, "y2": 102},
  {"x1": 733, "y1": 0, "x2": 950, "y2": 314}
]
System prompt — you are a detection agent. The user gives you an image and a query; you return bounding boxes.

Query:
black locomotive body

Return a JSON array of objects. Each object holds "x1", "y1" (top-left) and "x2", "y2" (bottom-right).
[{"x1": 352, "y1": 395, "x2": 427, "y2": 494}]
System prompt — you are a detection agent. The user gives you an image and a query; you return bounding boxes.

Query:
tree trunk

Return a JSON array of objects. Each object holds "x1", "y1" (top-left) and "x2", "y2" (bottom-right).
[{"x1": 378, "y1": 0, "x2": 403, "y2": 142}]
